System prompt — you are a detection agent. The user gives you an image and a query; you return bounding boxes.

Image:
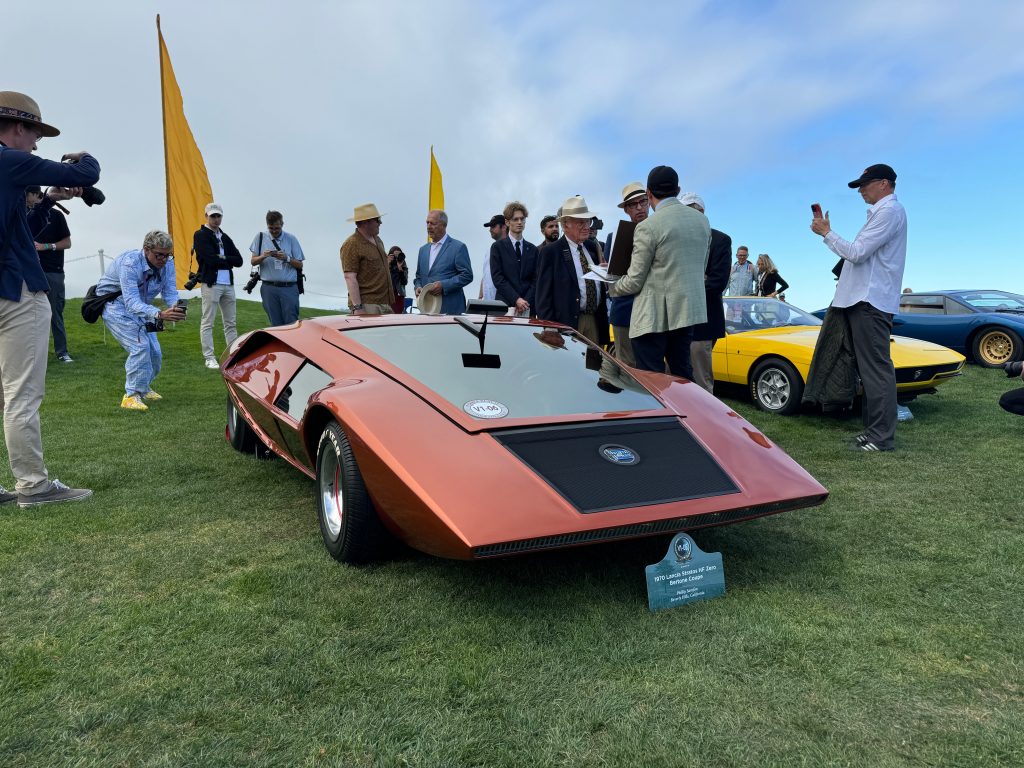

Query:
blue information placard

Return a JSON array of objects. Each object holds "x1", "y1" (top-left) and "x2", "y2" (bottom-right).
[{"x1": 645, "y1": 533, "x2": 726, "y2": 612}]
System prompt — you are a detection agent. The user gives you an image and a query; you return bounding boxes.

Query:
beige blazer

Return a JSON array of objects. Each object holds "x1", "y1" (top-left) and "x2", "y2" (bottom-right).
[{"x1": 609, "y1": 197, "x2": 711, "y2": 337}]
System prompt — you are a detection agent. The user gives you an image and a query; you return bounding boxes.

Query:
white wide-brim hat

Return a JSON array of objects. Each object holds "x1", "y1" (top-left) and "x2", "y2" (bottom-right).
[
  {"x1": 416, "y1": 289, "x2": 442, "y2": 315},
  {"x1": 559, "y1": 195, "x2": 598, "y2": 220}
]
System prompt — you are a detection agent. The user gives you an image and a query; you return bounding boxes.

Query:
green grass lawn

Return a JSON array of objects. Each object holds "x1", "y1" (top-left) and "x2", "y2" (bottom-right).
[{"x1": 2, "y1": 299, "x2": 1022, "y2": 767}]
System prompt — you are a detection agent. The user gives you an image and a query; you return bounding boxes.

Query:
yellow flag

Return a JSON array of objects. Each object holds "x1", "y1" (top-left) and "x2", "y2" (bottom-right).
[
  {"x1": 429, "y1": 146, "x2": 445, "y2": 211},
  {"x1": 158, "y1": 15, "x2": 214, "y2": 288}
]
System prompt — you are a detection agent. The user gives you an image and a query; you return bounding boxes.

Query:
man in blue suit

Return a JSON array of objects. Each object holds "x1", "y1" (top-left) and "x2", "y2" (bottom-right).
[{"x1": 415, "y1": 210, "x2": 473, "y2": 314}]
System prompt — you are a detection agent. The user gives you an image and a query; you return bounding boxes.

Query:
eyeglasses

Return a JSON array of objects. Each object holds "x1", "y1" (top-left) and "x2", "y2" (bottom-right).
[
  {"x1": 624, "y1": 200, "x2": 647, "y2": 211},
  {"x1": 510, "y1": 216, "x2": 526, "y2": 222},
  {"x1": 150, "y1": 249, "x2": 172, "y2": 259}
]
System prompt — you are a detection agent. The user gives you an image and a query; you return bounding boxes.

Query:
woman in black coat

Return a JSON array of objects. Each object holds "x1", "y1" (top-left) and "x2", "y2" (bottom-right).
[{"x1": 756, "y1": 253, "x2": 789, "y2": 299}]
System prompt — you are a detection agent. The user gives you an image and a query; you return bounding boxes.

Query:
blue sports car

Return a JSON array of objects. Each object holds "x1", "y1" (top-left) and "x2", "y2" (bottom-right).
[{"x1": 817, "y1": 290, "x2": 1024, "y2": 368}]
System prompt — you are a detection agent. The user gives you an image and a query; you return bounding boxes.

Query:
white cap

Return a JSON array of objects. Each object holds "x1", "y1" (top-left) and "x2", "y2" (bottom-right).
[
  {"x1": 679, "y1": 192, "x2": 705, "y2": 211},
  {"x1": 205, "y1": 203, "x2": 223, "y2": 216}
]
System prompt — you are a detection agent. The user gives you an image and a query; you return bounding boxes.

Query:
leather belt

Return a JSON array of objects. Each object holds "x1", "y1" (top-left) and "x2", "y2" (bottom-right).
[{"x1": 263, "y1": 280, "x2": 297, "y2": 287}]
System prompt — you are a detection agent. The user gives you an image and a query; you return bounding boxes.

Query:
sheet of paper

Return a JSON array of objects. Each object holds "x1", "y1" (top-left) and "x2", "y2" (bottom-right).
[{"x1": 584, "y1": 264, "x2": 616, "y2": 283}]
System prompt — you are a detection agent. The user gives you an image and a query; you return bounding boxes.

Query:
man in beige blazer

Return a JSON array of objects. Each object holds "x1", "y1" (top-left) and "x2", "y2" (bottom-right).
[{"x1": 608, "y1": 165, "x2": 711, "y2": 380}]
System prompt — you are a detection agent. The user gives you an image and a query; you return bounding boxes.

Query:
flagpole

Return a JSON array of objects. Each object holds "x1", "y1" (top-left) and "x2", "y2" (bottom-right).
[{"x1": 156, "y1": 15, "x2": 172, "y2": 246}]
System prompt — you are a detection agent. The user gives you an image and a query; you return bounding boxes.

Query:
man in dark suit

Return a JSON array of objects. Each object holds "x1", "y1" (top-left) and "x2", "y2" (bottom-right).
[
  {"x1": 534, "y1": 195, "x2": 609, "y2": 346},
  {"x1": 681, "y1": 193, "x2": 731, "y2": 393},
  {"x1": 489, "y1": 201, "x2": 537, "y2": 316}
]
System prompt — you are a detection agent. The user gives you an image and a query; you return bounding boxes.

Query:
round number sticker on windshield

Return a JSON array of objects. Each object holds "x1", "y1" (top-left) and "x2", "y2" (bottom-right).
[{"x1": 464, "y1": 400, "x2": 509, "y2": 419}]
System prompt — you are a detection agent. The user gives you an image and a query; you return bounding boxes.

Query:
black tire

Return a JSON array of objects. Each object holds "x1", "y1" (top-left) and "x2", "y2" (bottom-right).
[
  {"x1": 316, "y1": 421, "x2": 394, "y2": 564},
  {"x1": 972, "y1": 327, "x2": 1023, "y2": 368},
  {"x1": 749, "y1": 358, "x2": 804, "y2": 415},
  {"x1": 226, "y1": 397, "x2": 273, "y2": 459}
]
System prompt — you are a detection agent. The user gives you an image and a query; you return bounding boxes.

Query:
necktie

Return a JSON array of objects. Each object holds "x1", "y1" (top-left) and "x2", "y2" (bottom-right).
[
  {"x1": 515, "y1": 240, "x2": 522, "y2": 259},
  {"x1": 578, "y1": 244, "x2": 597, "y2": 313}
]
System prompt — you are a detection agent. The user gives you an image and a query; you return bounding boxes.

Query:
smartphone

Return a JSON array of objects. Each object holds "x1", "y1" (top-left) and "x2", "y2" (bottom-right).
[
  {"x1": 811, "y1": 203, "x2": 823, "y2": 219},
  {"x1": 176, "y1": 301, "x2": 188, "y2": 315}
]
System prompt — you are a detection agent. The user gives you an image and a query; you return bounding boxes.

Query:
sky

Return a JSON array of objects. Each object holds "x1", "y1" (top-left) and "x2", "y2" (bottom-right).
[{"x1": 5, "y1": 0, "x2": 1024, "y2": 312}]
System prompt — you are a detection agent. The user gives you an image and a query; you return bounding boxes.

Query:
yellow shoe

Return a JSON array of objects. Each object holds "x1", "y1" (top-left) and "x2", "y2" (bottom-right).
[
  {"x1": 120, "y1": 394, "x2": 148, "y2": 411},
  {"x1": 143, "y1": 391, "x2": 162, "y2": 401}
]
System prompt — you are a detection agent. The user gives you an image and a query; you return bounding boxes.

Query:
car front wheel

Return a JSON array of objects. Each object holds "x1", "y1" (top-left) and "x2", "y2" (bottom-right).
[
  {"x1": 316, "y1": 420, "x2": 394, "y2": 564},
  {"x1": 973, "y1": 327, "x2": 1022, "y2": 368},
  {"x1": 750, "y1": 358, "x2": 804, "y2": 415},
  {"x1": 226, "y1": 397, "x2": 273, "y2": 458}
]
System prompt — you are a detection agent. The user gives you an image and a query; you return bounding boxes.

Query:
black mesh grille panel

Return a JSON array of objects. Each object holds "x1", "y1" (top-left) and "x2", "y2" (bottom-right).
[
  {"x1": 472, "y1": 495, "x2": 826, "y2": 558},
  {"x1": 895, "y1": 362, "x2": 962, "y2": 383},
  {"x1": 493, "y1": 418, "x2": 739, "y2": 514}
]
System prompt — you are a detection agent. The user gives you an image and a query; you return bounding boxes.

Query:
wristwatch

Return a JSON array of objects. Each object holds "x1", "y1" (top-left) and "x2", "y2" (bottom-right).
[{"x1": 352, "y1": 303, "x2": 364, "y2": 311}]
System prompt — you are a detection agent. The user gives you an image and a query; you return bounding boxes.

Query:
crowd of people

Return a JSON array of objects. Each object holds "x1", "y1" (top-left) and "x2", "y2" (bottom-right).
[{"x1": 3, "y1": 87, "x2": 1022, "y2": 509}]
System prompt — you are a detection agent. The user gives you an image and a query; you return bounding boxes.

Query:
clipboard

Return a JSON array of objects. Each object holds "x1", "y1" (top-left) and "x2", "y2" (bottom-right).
[{"x1": 608, "y1": 220, "x2": 636, "y2": 277}]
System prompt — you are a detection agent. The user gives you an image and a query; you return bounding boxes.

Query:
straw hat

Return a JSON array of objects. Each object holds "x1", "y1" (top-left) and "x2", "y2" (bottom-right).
[
  {"x1": 617, "y1": 182, "x2": 646, "y2": 208},
  {"x1": 558, "y1": 195, "x2": 598, "y2": 220},
  {"x1": 0, "y1": 91, "x2": 60, "y2": 137},
  {"x1": 347, "y1": 202, "x2": 386, "y2": 223},
  {"x1": 416, "y1": 288, "x2": 442, "y2": 315}
]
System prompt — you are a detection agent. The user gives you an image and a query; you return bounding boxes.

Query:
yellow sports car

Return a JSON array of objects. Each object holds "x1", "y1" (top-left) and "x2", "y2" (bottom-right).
[{"x1": 713, "y1": 297, "x2": 965, "y2": 414}]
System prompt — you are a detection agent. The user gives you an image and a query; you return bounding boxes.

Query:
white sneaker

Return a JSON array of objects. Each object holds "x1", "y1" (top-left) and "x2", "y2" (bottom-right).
[{"x1": 204, "y1": 359, "x2": 219, "y2": 370}]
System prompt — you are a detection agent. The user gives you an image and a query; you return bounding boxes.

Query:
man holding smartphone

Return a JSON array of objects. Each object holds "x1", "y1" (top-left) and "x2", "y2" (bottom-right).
[
  {"x1": 250, "y1": 210, "x2": 304, "y2": 326},
  {"x1": 811, "y1": 163, "x2": 907, "y2": 452}
]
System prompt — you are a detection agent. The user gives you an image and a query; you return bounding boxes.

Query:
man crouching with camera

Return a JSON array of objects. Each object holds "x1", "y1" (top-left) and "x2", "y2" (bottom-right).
[
  {"x1": 95, "y1": 230, "x2": 186, "y2": 411},
  {"x1": 1001, "y1": 361, "x2": 1024, "y2": 416}
]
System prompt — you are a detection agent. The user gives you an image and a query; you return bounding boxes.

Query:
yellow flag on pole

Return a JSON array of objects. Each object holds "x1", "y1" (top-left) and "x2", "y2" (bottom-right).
[
  {"x1": 429, "y1": 146, "x2": 445, "y2": 211},
  {"x1": 157, "y1": 15, "x2": 213, "y2": 288}
]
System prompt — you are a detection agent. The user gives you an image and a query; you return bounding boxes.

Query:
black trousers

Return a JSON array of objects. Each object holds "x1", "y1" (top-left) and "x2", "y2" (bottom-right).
[
  {"x1": 1000, "y1": 387, "x2": 1024, "y2": 415},
  {"x1": 846, "y1": 302, "x2": 897, "y2": 449},
  {"x1": 632, "y1": 327, "x2": 694, "y2": 380}
]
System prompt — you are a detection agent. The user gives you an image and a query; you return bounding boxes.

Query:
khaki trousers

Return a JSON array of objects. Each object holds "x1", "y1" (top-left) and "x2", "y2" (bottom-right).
[
  {"x1": 358, "y1": 304, "x2": 392, "y2": 316},
  {"x1": 200, "y1": 283, "x2": 238, "y2": 361},
  {"x1": 0, "y1": 285, "x2": 51, "y2": 493},
  {"x1": 690, "y1": 339, "x2": 715, "y2": 393},
  {"x1": 612, "y1": 325, "x2": 635, "y2": 366}
]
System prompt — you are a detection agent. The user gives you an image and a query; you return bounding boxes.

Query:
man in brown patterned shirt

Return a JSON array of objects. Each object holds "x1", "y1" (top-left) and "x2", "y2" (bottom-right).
[{"x1": 341, "y1": 203, "x2": 395, "y2": 315}]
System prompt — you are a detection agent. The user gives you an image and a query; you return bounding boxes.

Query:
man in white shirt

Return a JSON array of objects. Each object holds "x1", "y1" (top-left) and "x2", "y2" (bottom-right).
[
  {"x1": 811, "y1": 163, "x2": 907, "y2": 452},
  {"x1": 489, "y1": 201, "x2": 538, "y2": 316}
]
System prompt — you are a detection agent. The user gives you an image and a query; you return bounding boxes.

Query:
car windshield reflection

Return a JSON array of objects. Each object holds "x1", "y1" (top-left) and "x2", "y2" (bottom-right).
[
  {"x1": 723, "y1": 298, "x2": 822, "y2": 334},
  {"x1": 958, "y1": 291, "x2": 1024, "y2": 311},
  {"x1": 344, "y1": 323, "x2": 663, "y2": 419}
]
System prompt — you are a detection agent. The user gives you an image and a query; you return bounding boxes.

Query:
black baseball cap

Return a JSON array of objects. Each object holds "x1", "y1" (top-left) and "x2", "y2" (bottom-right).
[
  {"x1": 848, "y1": 164, "x2": 897, "y2": 188},
  {"x1": 483, "y1": 214, "x2": 505, "y2": 228}
]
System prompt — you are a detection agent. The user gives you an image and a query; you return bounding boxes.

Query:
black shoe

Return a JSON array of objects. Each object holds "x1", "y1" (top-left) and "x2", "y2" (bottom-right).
[
  {"x1": 853, "y1": 441, "x2": 893, "y2": 453},
  {"x1": 854, "y1": 434, "x2": 869, "y2": 445},
  {"x1": 0, "y1": 486, "x2": 16, "y2": 505}
]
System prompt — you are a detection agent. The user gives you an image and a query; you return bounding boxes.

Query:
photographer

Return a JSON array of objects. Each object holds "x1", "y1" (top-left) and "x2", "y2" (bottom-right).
[
  {"x1": 1000, "y1": 362, "x2": 1024, "y2": 416},
  {"x1": 95, "y1": 231, "x2": 185, "y2": 411},
  {"x1": 249, "y1": 210, "x2": 304, "y2": 326},
  {"x1": 26, "y1": 185, "x2": 74, "y2": 363},
  {"x1": 192, "y1": 203, "x2": 243, "y2": 370},
  {"x1": 0, "y1": 90, "x2": 95, "y2": 507},
  {"x1": 388, "y1": 246, "x2": 408, "y2": 314}
]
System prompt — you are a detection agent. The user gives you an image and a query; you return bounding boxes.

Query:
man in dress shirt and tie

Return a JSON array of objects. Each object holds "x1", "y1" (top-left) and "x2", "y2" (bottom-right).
[
  {"x1": 415, "y1": 210, "x2": 473, "y2": 315},
  {"x1": 489, "y1": 201, "x2": 537, "y2": 316},
  {"x1": 811, "y1": 163, "x2": 907, "y2": 453},
  {"x1": 533, "y1": 195, "x2": 610, "y2": 346}
]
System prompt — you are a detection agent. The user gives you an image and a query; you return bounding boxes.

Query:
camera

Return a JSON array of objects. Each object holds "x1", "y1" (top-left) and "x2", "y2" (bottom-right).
[
  {"x1": 1005, "y1": 361, "x2": 1024, "y2": 378},
  {"x1": 183, "y1": 271, "x2": 201, "y2": 291},
  {"x1": 243, "y1": 269, "x2": 261, "y2": 294},
  {"x1": 81, "y1": 187, "x2": 105, "y2": 207},
  {"x1": 144, "y1": 318, "x2": 165, "y2": 333},
  {"x1": 395, "y1": 252, "x2": 405, "y2": 262}
]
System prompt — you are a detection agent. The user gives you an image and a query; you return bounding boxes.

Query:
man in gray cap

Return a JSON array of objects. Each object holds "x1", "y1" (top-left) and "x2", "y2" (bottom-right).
[
  {"x1": 0, "y1": 91, "x2": 97, "y2": 506},
  {"x1": 609, "y1": 166, "x2": 709, "y2": 379},
  {"x1": 811, "y1": 163, "x2": 906, "y2": 452}
]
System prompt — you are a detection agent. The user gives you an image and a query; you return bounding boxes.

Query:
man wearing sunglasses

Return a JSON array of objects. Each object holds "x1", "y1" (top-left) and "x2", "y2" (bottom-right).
[
  {"x1": 0, "y1": 91, "x2": 98, "y2": 507},
  {"x1": 95, "y1": 231, "x2": 186, "y2": 411}
]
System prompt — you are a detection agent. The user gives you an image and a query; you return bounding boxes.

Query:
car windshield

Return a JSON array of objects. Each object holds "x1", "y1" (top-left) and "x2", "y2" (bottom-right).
[
  {"x1": 344, "y1": 323, "x2": 664, "y2": 419},
  {"x1": 723, "y1": 298, "x2": 822, "y2": 333},
  {"x1": 956, "y1": 291, "x2": 1024, "y2": 311}
]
